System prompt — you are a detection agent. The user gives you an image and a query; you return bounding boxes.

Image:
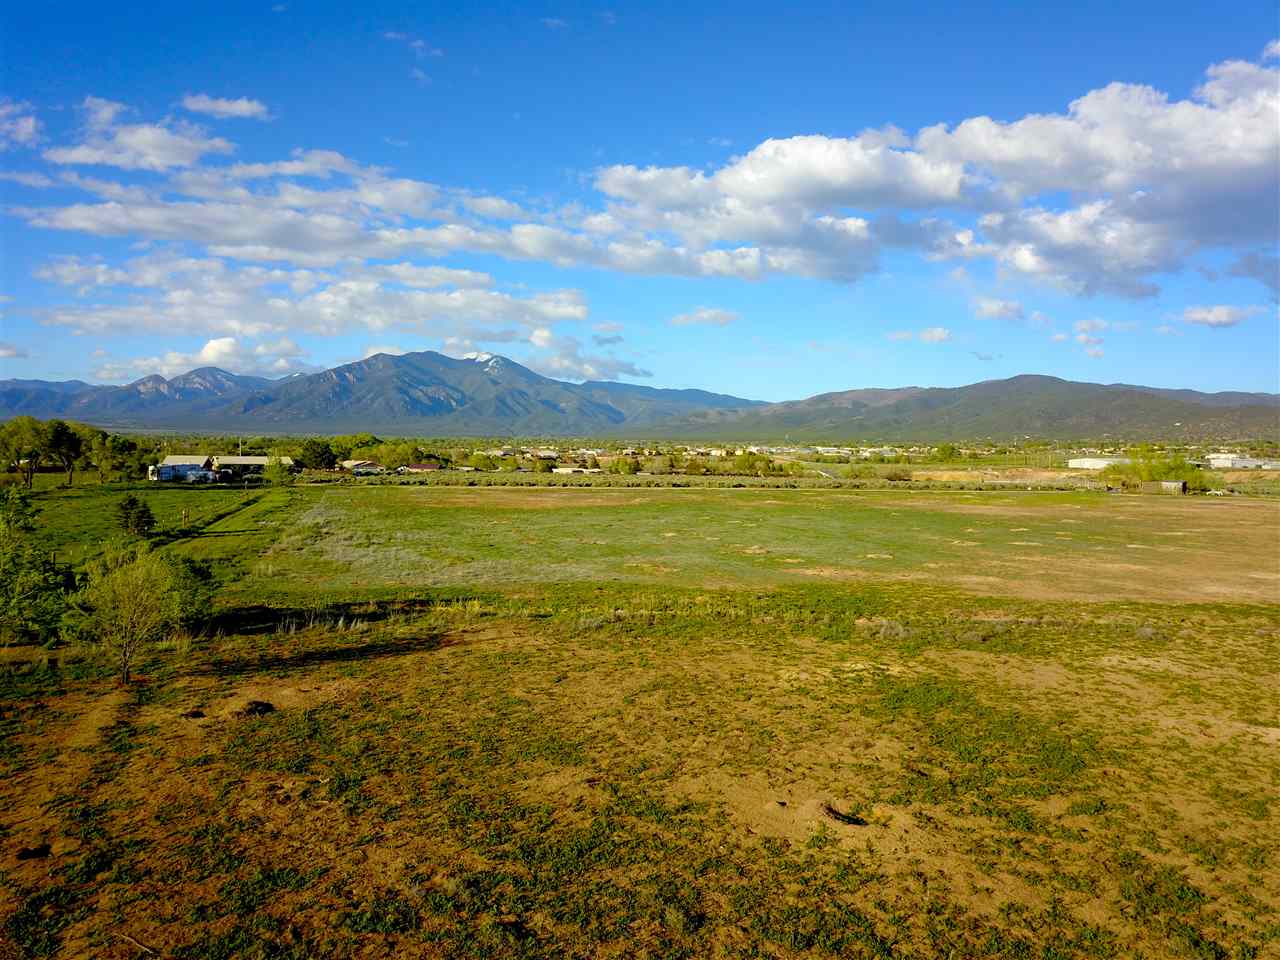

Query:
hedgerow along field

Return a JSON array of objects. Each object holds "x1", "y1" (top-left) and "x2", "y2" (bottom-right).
[{"x1": 3, "y1": 481, "x2": 1278, "y2": 958}]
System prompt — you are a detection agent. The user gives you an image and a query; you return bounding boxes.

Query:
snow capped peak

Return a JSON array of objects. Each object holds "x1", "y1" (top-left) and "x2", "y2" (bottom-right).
[{"x1": 462, "y1": 351, "x2": 504, "y2": 371}]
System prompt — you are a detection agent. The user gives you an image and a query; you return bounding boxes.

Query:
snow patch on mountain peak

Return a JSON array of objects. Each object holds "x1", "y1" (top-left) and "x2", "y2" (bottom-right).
[{"x1": 463, "y1": 352, "x2": 504, "y2": 371}]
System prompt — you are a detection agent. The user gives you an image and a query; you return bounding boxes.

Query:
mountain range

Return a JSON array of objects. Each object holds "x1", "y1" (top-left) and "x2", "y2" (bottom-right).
[{"x1": 3, "y1": 351, "x2": 1277, "y2": 439}]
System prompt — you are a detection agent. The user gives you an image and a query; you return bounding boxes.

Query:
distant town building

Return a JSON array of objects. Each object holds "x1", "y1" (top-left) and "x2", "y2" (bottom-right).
[
  {"x1": 1206, "y1": 454, "x2": 1280, "y2": 470},
  {"x1": 1067, "y1": 456, "x2": 1131, "y2": 470}
]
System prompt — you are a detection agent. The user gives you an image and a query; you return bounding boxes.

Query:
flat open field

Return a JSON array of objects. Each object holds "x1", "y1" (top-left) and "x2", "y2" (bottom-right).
[{"x1": 3, "y1": 483, "x2": 1278, "y2": 958}]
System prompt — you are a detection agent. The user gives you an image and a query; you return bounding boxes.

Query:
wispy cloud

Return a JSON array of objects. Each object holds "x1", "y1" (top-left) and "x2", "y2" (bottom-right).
[
  {"x1": 973, "y1": 296, "x2": 1024, "y2": 321},
  {"x1": 671, "y1": 306, "x2": 738, "y2": 327},
  {"x1": 0, "y1": 170, "x2": 53, "y2": 187},
  {"x1": 0, "y1": 99, "x2": 42, "y2": 150},
  {"x1": 888, "y1": 327, "x2": 951, "y2": 343},
  {"x1": 1073, "y1": 318, "x2": 1108, "y2": 333},
  {"x1": 181, "y1": 94, "x2": 271, "y2": 120},
  {"x1": 1182, "y1": 304, "x2": 1264, "y2": 327},
  {"x1": 383, "y1": 31, "x2": 443, "y2": 58}
]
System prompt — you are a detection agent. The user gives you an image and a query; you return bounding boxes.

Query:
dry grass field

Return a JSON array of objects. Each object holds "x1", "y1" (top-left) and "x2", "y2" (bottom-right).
[{"x1": 2, "y1": 483, "x2": 1277, "y2": 958}]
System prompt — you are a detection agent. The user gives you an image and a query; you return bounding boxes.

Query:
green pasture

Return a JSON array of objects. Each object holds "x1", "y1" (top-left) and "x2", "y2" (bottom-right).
[
  {"x1": 3, "y1": 480, "x2": 1277, "y2": 958},
  {"x1": 235, "y1": 484, "x2": 1275, "y2": 606}
]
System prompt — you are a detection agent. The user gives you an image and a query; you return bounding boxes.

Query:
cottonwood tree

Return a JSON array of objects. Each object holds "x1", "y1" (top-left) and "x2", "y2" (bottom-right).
[
  {"x1": 297, "y1": 437, "x2": 337, "y2": 470},
  {"x1": 0, "y1": 417, "x2": 48, "y2": 488},
  {"x1": 46, "y1": 420, "x2": 84, "y2": 487}
]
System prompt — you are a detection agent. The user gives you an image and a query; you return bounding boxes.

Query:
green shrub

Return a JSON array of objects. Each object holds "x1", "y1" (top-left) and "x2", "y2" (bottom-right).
[
  {"x1": 115, "y1": 494, "x2": 156, "y2": 537},
  {"x1": 1100, "y1": 452, "x2": 1217, "y2": 492},
  {"x1": 73, "y1": 547, "x2": 210, "y2": 683}
]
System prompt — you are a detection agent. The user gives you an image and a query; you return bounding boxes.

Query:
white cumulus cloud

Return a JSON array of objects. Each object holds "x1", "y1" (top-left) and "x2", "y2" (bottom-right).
[
  {"x1": 96, "y1": 335, "x2": 310, "y2": 379},
  {"x1": 45, "y1": 96, "x2": 233, "y2": 171}
]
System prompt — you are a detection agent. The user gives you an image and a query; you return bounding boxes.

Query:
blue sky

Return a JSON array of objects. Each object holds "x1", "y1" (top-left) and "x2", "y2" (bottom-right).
[{"x1": 1, "y1": 0, "x2": 1277, "y2": 400}]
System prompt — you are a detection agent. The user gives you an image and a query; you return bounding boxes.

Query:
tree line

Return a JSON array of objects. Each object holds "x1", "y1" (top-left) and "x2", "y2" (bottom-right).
[{"x1": 0, "y1": 416, "x2": 156, "y2": 487}]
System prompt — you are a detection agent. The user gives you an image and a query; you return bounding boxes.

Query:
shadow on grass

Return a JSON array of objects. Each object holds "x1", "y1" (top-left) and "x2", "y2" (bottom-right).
[
  {"x1": 206, "y1": 596, "x2": 493, "y2": 636},
  {"x1": 201, "y1": 631, "x2": 453, "y2": 678},
  {"x1": 193, "y1": 593, "x2": 503, "y2": 678}
]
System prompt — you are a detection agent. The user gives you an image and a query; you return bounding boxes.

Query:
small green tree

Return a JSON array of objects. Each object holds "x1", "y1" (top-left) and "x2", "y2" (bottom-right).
[
  {"x1": 116, "y1": 494, "x2": 157, "y2": 537},
  {"x1": 0, "y1": 486, "x2": 38, "y2": 534},
  {"x1": 77, "y1": 549, "x2": 208, "y2": 683},
  {"x1": 264, "y1": 454, "x2": 293, "y2": 486}
]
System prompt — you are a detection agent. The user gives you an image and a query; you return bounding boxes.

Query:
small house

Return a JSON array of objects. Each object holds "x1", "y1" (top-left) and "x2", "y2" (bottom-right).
[
  {"x1": 149, "y1": 454, "x2": 211, "y2": 481},
  {"x1": 397, "y1": 463, "x2": 441, "y2": 474},
  {"x1": 340, "y1": 459, "x2": 384, "y2": 476}
]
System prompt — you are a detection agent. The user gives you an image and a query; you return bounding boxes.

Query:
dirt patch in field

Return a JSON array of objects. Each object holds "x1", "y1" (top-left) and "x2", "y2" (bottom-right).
[{"x1": 3, "y1": 688, "x2": 129, "y2": 865}]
